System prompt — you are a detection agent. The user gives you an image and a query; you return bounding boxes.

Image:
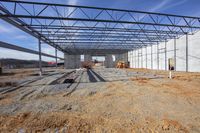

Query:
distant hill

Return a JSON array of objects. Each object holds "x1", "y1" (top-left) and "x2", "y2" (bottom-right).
[{"x1": 0, "y1": 58, "x2": 49, "y2": 69}]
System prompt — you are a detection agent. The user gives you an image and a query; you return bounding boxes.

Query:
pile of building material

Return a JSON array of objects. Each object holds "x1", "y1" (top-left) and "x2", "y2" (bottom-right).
[
  {"x1": 81, "y1": 61, "x2": 94, "y2": 69},
  {"x1": 116, "y1": 61, "x2": 129, "y2": 68}
]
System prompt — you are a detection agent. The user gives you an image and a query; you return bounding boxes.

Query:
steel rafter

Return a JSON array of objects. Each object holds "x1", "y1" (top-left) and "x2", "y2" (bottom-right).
[{"x1": 0, "y1": 0, "x2": 200, "y2": 54}]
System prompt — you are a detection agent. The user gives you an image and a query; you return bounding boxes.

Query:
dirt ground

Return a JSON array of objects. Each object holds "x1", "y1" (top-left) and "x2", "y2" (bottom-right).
[{"x1": 0, "y1": 68, "x2": 200, "y2": 133}]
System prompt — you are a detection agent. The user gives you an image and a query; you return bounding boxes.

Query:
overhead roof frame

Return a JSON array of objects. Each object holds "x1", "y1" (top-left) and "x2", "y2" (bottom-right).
[{"x1": 0, "y1": 0, "x2": 200, "y2": 54}]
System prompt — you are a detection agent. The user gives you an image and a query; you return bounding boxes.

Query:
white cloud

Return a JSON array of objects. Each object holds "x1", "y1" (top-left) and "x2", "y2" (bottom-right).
[
  {"x1": 138, "y1": 1, "x2": 171, "y2": 20},
  {"x1": 0, "y1": 47, "x2": 39, "y2": 60},
  {"x1": 149, "y1": 1, "x2": 170, "y2": 12},
  {"x1": 163, "y1": 0, "x2": 188, "y2": 10},
  {"x1": 42, "y1": 47, "x2": 55, "y2": 56},
  {"x1": 66, "y1": 0, "x2": 78, "y2": 5},
  {"x1": 0, "y1": 23, "x2": 16, "y2": 33},
  {"x1": 193, "y1": 12, "x2": 200, "y2": 17},
  {"x1": 146, "y1": 0, "x2": 188, "y2": 13},
  {"x1": 65, "y1": 0, "x2": 79, "y2": 16},
  {"x1": 138, "y1": 0, "x2": 188, "y2": 21},
  {"x1": 14, "y1": 35, "x2": 29, "y2": 39},
  {"x1": 42, "y1": 46, "x2": 63, "y2": 57}
]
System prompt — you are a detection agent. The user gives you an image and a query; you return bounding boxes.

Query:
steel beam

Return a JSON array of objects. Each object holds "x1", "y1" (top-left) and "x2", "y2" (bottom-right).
[
  {"x1": 2, "y1": 14, "x2": 199, "y2": 29},
  {"x1": 1, "y1": 0, "x2": 200, "y2": 21},
  {"x1": 63, "y1": 49, "x2": 128, "y2": 55},
  {"x1": 36, "y1": 26, "x2": 185, "y2": 36},
  {"x1": 0, "y1": 5, "x2": 65, "y2": 53},
  {"x1": 49, "y1": 38, "x2": 162, "y2": 42},
  {"x1": 1, "y1": 0, "x2": 200, "y2": 30},
  {"x1": 0, "y1": 0, "x2": 200, "y2": 55},
  {"x1": 0, "y1": 41, "x2": 64, "y2": 60}
]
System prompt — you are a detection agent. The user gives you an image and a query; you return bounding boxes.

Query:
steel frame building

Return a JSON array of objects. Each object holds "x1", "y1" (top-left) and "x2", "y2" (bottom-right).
[{"x1": 0, "y1": 0, "x2": 200, "y2": 73}]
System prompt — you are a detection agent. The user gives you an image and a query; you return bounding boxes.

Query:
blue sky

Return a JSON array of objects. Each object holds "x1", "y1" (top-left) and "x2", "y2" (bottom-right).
[{"x1": 0, "y1": 0, "x2": 200, "y2": 61}]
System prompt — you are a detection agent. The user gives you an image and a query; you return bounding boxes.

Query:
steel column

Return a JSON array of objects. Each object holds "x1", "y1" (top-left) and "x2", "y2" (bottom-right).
[
  {"x1": 174, "y1": 38, "x2": 176, "y2": 71},
  {"x1": 186, "y1": 34, "x2": 189, "y2": 72},
  {"x1": 38, "y1": 39, "x2": 42, "y2": 76}
]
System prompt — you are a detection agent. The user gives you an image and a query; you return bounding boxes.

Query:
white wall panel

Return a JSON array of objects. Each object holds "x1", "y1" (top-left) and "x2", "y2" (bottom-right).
[{"x1": 128, "y1": 31, "x2": 200, "y2": 72}]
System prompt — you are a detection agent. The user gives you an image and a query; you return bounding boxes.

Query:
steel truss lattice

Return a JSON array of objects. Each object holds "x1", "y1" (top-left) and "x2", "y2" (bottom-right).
[{"x1": 0, "y1": 0, "x2": 200, "y2": 55}]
